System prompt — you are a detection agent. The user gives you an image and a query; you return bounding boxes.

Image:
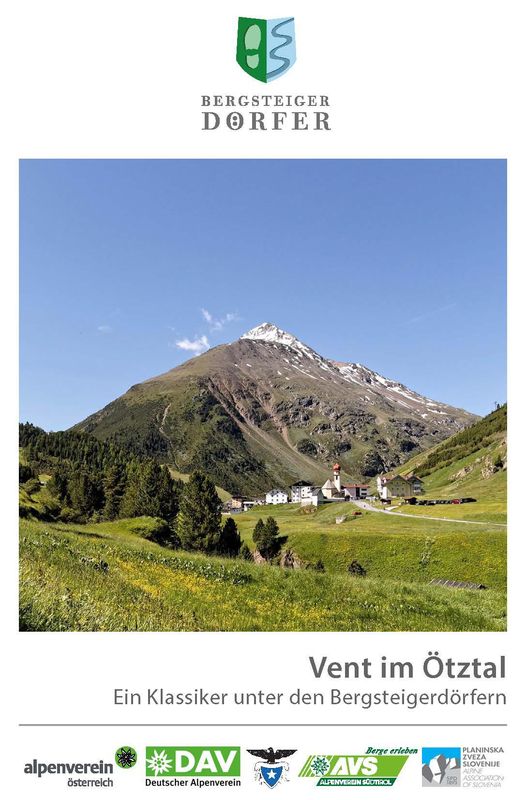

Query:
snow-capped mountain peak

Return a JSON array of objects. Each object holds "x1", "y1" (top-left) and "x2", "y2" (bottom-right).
[
  {"x1": 241, "y1": 323, "x2": 321, "y2": 360},
  {"x1": 76, "y1": 320, "x2": 477, "y2": 495},
  {"x1": 242, "y1": 322, "x2": 301, "y2": 347},
  {"x1": 240, "y1": 323, "x2": 454, "y2": 418}
]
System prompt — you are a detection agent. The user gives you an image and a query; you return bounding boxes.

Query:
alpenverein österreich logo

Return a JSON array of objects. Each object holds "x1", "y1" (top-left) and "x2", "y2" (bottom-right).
[{"x1": 115, "y1": 746, "x2": 137, "y2": 769}]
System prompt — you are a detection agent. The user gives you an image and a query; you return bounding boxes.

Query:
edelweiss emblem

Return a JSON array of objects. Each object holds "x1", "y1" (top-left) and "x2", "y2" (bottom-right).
[
  {"x1": 146, "y1": 749, "x2": 173, "y2": 777},
  {"x1": 115, "y1": 746, "x2": 137, "y2": 769}
]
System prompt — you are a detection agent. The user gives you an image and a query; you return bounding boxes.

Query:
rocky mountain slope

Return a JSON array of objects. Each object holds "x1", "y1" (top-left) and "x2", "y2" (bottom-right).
[{"x1": 75, "y1": 323, "x2": 477, "y2": 494}]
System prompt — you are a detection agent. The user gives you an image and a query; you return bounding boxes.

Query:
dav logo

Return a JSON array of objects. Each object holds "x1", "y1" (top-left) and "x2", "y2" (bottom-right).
[
  {"x1": 247, "y1": 749, "x2": 297, "y2": 788},
  {"x1": 145, "y1": 747, "x2": 240, "y2": 778}
]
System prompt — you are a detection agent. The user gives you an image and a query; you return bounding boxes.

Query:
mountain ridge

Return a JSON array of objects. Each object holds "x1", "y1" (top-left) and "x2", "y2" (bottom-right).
[{"x1": 75, "y1": 323, "x2": 477, "y2": 493}]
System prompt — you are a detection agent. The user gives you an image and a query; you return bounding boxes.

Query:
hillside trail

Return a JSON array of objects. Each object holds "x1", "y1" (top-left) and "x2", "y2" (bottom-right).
[{"x1": 351, "y1": 500, "x2": 507, "y2": 528}]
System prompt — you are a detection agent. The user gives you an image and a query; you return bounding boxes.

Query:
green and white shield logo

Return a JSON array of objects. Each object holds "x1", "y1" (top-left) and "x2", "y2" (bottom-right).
[{"x1": 236, "y1": 17, "x2": 296, "y2": 83}]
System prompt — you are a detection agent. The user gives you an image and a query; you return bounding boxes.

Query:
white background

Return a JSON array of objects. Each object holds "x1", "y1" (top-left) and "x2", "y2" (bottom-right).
[{"x1": 1, "y1": 0, "x2": 524, "y2": 797}]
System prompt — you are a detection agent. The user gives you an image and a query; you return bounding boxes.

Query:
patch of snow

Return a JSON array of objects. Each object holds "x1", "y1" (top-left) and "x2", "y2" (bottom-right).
[
  {"x1": 239, "y1": 325, "x2": 455, "y2": 423},
  {"x1": 389, "y1": 385, "x2": 420, "y2": 402},
  {"x1": 337, "y1": 361, "x2": 439, "y2": 410},
  {"x1": 241, "y1": 322, "x2": 324, "y2": 364},
  {"x1": 290, "y1": 363, "x2": 317, "y2": 380}
]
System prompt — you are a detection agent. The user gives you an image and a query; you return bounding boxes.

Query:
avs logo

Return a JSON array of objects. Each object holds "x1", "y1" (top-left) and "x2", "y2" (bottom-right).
[
  {"x1": 145, "y1": 747, "x2": 240, "y2": 778},
  {"x1": 299, "y1": 753, "x2": 410, "y2": 787},
  {"x1": 247, "y1": 748, "x2": 297, "y2": 788},
  {"x1": 236, "y1": 17, "x2": 296, "y2": 82},
  {"x1": 422, "y1": 748, "x2": 461, "y2": 787}
]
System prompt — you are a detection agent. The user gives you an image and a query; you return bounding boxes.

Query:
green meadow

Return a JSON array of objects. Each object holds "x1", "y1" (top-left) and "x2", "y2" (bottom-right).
[
  {"x1": 18, "y1": 404, "x2": 507, "y2": 633},
  {"x1": 234, "y1": 502, "x2": 506, "y2": 589},
  {"x1": 20, "y1": 506, "x2": 506, "y2": 632},
  {"x1": 388, "y1": 495, "x2": 506, "y2": 525}
]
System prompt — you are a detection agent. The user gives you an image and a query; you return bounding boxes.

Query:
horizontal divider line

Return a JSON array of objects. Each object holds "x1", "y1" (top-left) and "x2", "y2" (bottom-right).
[{"x1": 19, "y1": 723, "x2": 507, "y2": 727}]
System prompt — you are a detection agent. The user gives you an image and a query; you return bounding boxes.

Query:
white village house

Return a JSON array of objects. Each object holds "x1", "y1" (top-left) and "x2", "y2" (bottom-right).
[
  {"x1": 343, "y1": 483, "x2": 369, "y2": 500},
  {"x1": 377, "y1": 473, "x2": 424, "y2": 499},
  {"x1": 308, "y1": 488, "x2": 326, "y2": 507},
  {"x1": 265, "y1": 488, "x2": 289, "y2": 505},
  {"x1": 290, "y1": 480, "x2": 315, "y2": 503},
  {"x1": 229, "y1": 495, "x2": 252, "y2": 511}
]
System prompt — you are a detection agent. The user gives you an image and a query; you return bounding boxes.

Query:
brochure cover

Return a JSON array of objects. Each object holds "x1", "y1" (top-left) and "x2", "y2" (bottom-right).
[{"x1": 3, "y1": 1, "x2": 523, "y2": 797}]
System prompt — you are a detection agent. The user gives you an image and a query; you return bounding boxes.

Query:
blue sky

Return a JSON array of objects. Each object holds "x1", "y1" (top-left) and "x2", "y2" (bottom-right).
[{"x1": 20, "y1": 160, "x2": 506, "y2": 430}]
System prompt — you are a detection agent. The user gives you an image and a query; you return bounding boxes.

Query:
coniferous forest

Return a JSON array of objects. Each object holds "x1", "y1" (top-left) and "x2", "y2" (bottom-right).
[{"x1": 18, "y1": 423, "x2": 248, "y2": 557}]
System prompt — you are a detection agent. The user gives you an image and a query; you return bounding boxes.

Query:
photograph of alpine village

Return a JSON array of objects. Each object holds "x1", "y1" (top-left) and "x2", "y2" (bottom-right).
[{"x1": 19, "y1": 160, "x2": 506, "y2": 632}]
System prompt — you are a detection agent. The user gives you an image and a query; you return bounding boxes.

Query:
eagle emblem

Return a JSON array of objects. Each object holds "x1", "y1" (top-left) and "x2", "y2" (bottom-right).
[{"x1": 247, "y1": 749, "x2": 297, "y2": 788}]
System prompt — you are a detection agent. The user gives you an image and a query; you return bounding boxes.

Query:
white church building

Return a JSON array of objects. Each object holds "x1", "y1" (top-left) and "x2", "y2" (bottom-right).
[
  {"x1": 320, "y1": 463, "x2": 343, "y2": 498},
  {"x1": 265, "y1": 465, "x2": 370, "y2": 508}
]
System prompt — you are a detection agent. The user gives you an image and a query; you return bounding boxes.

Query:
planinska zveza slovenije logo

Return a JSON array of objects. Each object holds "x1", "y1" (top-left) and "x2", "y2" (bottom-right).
[
  {"x1": 236, "y1": 17, "x2": 296, "y2": 82},
  {"x1": 422, "y1": 748, "x2": 462, "y2": 787}
]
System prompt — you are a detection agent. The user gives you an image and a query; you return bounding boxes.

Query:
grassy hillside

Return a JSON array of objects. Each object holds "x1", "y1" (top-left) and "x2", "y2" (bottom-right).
[
  {"x1": 20, "y1": 517, "x2": 505, "y2": 632},
  {"x1": 167, "y1": 467, "x2": 231, "y2": 503},
  {"x1": 398, "y1": 404, "x2": 506, "y2": 489},
  {"x1": 19, "y1": 473, "x2": 59, "y2": 520},
  {"x1": 389, "y1": 474, "x2": 506, "y2": 524},
  {"x1": 233, "y1": 503, "x2": 506, "y2": 590},
  {"x1": 386, "y1": 404, "x2": 507, "y2": 523}
]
